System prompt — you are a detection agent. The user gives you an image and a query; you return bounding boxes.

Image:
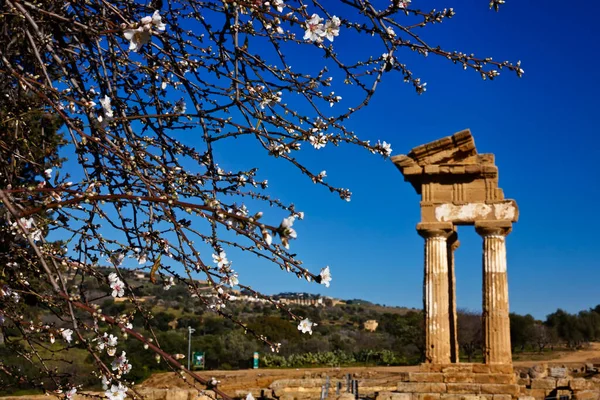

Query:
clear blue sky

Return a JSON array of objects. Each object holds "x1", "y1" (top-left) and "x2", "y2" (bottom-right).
[
  {"x1": 53, "y1": 1, "x2": 599, "y2": 321},
  {"x1": 214, "y1": 0, "x2": 600, "y2": 321}
]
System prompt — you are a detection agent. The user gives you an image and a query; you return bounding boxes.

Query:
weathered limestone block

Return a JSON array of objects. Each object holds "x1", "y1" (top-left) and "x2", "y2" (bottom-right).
[
  {"x1": 471, "y1": 365, "x2": 492, "y2": 374},
  {"x1": 530, "y1": 378, "x2": 557, "y2": 390},
  {"x1": 570, "y1": 378, "x2": 594, "y2": 390},
  {"x1": 414, "y1": 394, "x2": 442, "y2": 400},
  {"x1": 440, "y1": 395, "x2": 492, "y2": 400},
  {"x1": 270, "y1": 379, "x2": 325, "y2": 389},
  {"x1": 521, "y1": 389, "x2": 548, "y2": 399},
  {"x1": 516, "y1": 378, "x2": 531, "y2": 387},
  {"x1": 133, "y1": 388, "x2": 164, "y2": 400},
  {"x1": 140, "y1": 389, "x2": 168, "y2": 400},
  {"x1": 516, "y1": 396, "x2": 536, "y2": 400},
  {"x1": 445, "y1": 384, "x2": 481, "y2": 394},
  {"x1": 376, "y1": 392, "x2": 413, "y2": 400},
  {"x1": 190, "y1": 390, "x2": 218, "y2": 400},
  {"x1": 408, "y1": 373, "x2": 445, "y2": 383},
  {"x1": 434, "y1": 201, "x2": 518, "y2": 224},
  {"x1": 442, "y1": 365, "x2": 474, "y2": 374},
  {"x1": 420, "y1": 364, "x2": 444, "y2": 373},
  {"x1": 194, "y1": 392, "x2": 219, "y2": 400},
  {"x1": 492, "y1": 395, "x2": 511, "y2": 400},
  {"x1": 549, "y1": 367, "x2": 567, "y2": 378},
  {"x1": 234, "y1": 389, "x2": 263, "y2": 399},
  {"x1": 527, "y1": 365, "x2": 547, "y2": 379},
  {"x1": 556, "y1": 378, "x2": 569, "y2": 387},
  {"x1": 399, "y1": 372, "x2": 411, "y2": 381},
  {"x1": 444, "y1": 374, "x2": 475, "y2": 384},
  {"x1": 472, "y1": 374, "x2": 515, "y2": 385},
  {"x1": 166, "y1": 390, "x2": 194, "y2": 400},
  {"x1": 397, "y1": 382, "x2": 447, "y2": 393},
  {"x1": 574, "y1": 391, "x2": 600, "y2": 400},
  {"x1": 336, "y1": 394, "x2": 356, "y2": 400},
  {"x1": 486, "y1": 365, "x2": 514, "y2": 375},
  {"x1": 479, "y1": 384, "x2": 520, "y2": 397}
]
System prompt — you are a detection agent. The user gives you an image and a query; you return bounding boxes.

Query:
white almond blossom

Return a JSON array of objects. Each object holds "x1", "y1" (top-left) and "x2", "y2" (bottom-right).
[
  {"x1": 12, "y1": 217, "x2": 43, "y2": 242},
  {"x1": 309, "y1": 133, "x2": 327, "y2": 149},
  {"x1": 61, "y1": 328, "x2": 73, "y2": 343},
  {"x1": 65, "y1": 388, "x2": 77, "y2": 399},
  {"x1": 96, "y1": 333, "x2": 118, "y2": 354},
  {"x1": 382, "y1": 52, "x2": 395, "y2": 67},
  {"x1": 374, "y1": 140, "x2": 392, "y2": 157},
  {"x1": 304, "y1": 14, "x2": 326, "y2": 42},
  {"x1": 44, "y1": 168, "x2": 53, "y2": 179},
  {"x1": 278, "y1": 216, "x2": 297, "y2": 249},
  {"x1": 1, "y1": 285, "x2": 12, "y2": 298},
  {"x1": 109, "y1": 252, "x2": 125, "y2": 267},
  {"x1": 100, "y1": 95, "x2": 114, "y2": 119},
  {"x1": 297, "y1": 318, "x2": 315, "y2": 335},
  {"x1": 123, "y1": 27, "x2": 151, "y2": 52},
  {"x1": 163, "y1": 276, "x2": 175, "y2": 290},
  {"x1": 319, "y1": 266, "x2": 332, "y2": 288},
  {"x1": 151, "y1": 10, "x2": 166, "y2": 31},
  {"x1": 272, "y1": 0, "x2": 284, "y2": 12},
  {"x1": 105, "y1": 382, "x2": 128, "y2": 400},
  {"x1": 324, "y1": 16, "x2": 341, "y2": 42},
  {"x1": 111, "y1": 351, "x2": 132, "y2": 376},
  {"x1": 123, "y1": 11, "x2": 166, "y2": 52},
  {"x1": 17, "y1": 217, "x2": 34, "y2": 230},
  {"x1": 174, "y1": 99, "x2": 187, "y2": 114},
  {"x1": 212, "y1": 251, "x2": 229, "y2": 268},
  {"x1": 109, "y1": 273, "x2": 125, "y2": 298},
  {"x1": 259, "y1": 92, "x2": 282, "y2": 109},
  {"x1": 101, "y1": 376, "x2": 111, "y2": 390},
  {"x1": 137, "y1": 252, "x2": 148, "y2": 264},
  {"x1": 262, "y1": 229, "x2": 273, "y2": 245}
]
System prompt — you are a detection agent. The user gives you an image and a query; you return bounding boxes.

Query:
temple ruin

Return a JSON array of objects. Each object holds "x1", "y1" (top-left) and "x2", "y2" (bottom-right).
[{"x1": 392, "y1": 129, "x2": 518, "y2": 366}]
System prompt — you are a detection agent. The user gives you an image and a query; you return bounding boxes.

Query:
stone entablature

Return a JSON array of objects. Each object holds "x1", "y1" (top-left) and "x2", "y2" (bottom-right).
[
  {"x1": 392, "y1": 129, "x2": 519, "y2": 226},
  {"x1": 392, "y1": 129, "x2": 517, "y2": 366}
]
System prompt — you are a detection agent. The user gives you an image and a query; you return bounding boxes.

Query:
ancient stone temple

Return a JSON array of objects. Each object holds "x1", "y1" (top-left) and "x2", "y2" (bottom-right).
[{"x1": 392, "y1": 129, "x2": 518, "y2": 366}]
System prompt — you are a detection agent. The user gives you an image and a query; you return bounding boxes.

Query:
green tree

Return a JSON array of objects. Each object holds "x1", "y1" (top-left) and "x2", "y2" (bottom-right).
[{"x1": 509, "y1": 313, "x2": 535, "y2": 352}]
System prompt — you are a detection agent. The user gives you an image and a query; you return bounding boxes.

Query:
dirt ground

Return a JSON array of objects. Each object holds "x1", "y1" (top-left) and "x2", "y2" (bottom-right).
[
  {"x1": 141, "y1": 342, "x2": 600, "y2": 393},
  {"x1": 4, "y1": 344, "x2": 600, "y2": 399},
  {"x1": 140, "y1": 364, "x2": 422, "y2": 393}
]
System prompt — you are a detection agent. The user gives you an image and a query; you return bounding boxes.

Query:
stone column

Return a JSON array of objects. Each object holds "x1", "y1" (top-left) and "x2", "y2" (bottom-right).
[
  {"x1": 476, "y1": 221, "x2": 512, "y2": 365},
  {"x1": 417, "y1": 222, "x2": 453, "y2": 364},
  {"x1": 447, "y1": 232, "x2": 460, "y2": 363}
]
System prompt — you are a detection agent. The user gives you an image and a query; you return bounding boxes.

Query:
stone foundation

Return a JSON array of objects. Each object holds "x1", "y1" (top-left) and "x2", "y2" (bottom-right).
[{"x1": 380, "y1": 364, "x2": 600, "y2": 400}]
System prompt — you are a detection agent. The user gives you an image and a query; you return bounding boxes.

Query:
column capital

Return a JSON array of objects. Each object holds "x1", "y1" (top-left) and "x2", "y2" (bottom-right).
[
  {"x1": 448, "y1": 231, "x2": 460, "y2": 250},
  {"x1": 417, "y1": 222, "x2": 454, "y2": 239},
  {"x1": 475, "y1": 221, "x2": 512, "y2": 237}
]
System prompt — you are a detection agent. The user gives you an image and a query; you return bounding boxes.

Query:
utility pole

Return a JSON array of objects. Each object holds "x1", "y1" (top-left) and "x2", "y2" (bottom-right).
[{"x1": 187, "y1": 326, "x2": 196, "y2": 370}]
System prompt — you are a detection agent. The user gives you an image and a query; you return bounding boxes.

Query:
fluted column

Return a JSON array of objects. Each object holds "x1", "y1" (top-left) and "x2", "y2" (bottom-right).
[
  {"x1": 476, "y1": 221, "x2": 512, "y2": 365},
  {"x1": 418, "y1": 222, "x2": 453, "y2": 364},
  {"x1": 447, "y1": 232, "x2": 460, "y2": 363}
]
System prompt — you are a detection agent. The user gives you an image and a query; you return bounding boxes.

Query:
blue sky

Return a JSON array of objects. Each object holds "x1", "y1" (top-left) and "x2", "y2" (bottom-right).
[
  {"x1": 51, "y1": 0, "x2": 600, "y2": 321},
  {"x1": 215, "y1": 0, "x2": 600, "y2": 321}
]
